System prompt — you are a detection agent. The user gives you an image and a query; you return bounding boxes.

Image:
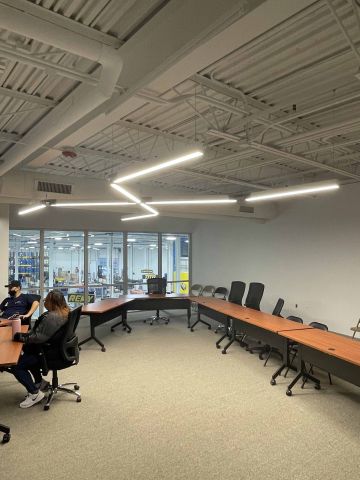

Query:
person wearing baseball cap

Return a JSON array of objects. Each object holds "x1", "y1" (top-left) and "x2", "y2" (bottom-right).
[{"x1": 0, "y1": 280, "x2": 40, "y2": 325}]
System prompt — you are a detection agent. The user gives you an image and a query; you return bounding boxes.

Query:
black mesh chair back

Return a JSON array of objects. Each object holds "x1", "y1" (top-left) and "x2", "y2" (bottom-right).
[
  {"x1": 244, "y1": 282, "x2": 264, "y2": 311},
  {"x1": 201, "y1": 285, "x2": 215, "y2": 297},
  {"x1": 309, "y1": 321, "x2": 328, "y2": 331},
  {"x1": 228, "y1": 281, "x2": 246, "y2": 305},
  {"x1": 147, "y1": 277, "x2": 166, "y2": 295},
  {"x1": 287, "y1": 315, "x2": 303, "y2": 324},
  {"x1": 190, "y1": 284, "x2": 203, "y2": 296},
  {"x1": 41, "y1": 306, "x2": 82, "y2": 410},
  {"x1": 272, "y1": 298, "x2": 284, "y2": 317},
  {"x1": 213, "y1": 287, "x2": 228, "y2": 300}
]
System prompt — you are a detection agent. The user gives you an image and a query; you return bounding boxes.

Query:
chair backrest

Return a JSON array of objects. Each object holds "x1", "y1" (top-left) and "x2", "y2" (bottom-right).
[
  {"x1": 190, "y1": 284, "x2": 203, "y2": 296},
  {"x1": 213, "y1": 287, "x2": 228, "y2": 300},
  {"x1": 147, "y1": 277, "x2": 166, "y2": 295},
  {"x1": 201, "y1": 285, "x2": 215, "y2": 297},
  {"x1": 43, "y1": 306, "x2": 82, "y2": 372},
  {"x1": 228, "y1": 281, "x2": 246, "y2": 306},
  {"x1": 245, "y1": 282, "x2": 264, "y2": 311},
  {"x1": 272, "y1": 298, "x2": 284, "y2": 317},
  {"x1": 287, "y1": 315, "x2": 303, "y2": 324},
  {"x1": 309, "y1": 321, "x2": 328, "y2": 331}
]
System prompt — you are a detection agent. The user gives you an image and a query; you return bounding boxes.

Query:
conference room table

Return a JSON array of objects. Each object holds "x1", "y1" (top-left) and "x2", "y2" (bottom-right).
[
  {"x1": 0, "y1": 324, "x2": 28, "y2": 443},
  {"x1": 279, "y1": 328, "x2": 360, "y2": 395},
  {"x1": 80, "y1": 294, "x2": 192, "y2": 351}
]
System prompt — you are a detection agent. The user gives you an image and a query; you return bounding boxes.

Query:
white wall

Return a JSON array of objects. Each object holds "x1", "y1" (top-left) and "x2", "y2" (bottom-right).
[{"x1": 192, "y1": 183, "x2": 360, "y2": 334}]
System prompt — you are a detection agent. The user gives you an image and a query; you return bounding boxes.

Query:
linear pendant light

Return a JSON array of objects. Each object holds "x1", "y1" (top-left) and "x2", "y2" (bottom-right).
[
  {"x1": 113, "y1": 150, "x2": 203, "y2": 184},
  {"x1": 147, "y1": 199, "x2": 237, "y2": 205},
  {"x1": 18, "y1": 204, "x2": 47, "y2": 215},
  {"x1": 53, "y1": 201, "x2": 135, "y2": 207},
  {"x1": 110, "y1": 183, "x2": 159, "y2": 220},
  {"x1": 121, "y1": 213, "x2": 158, "y2": 222},
  {"x1": 245, "y1": 180, "x2": 340, "y2": 202}
]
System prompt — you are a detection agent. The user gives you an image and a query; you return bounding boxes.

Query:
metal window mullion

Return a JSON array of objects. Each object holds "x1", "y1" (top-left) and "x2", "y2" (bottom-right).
[
  {"x1": 39, "y1": 229, "x2": 44, "y2": 314},
  {"x1": 123, "y1": 232, "x2": 128, "y2": 294},
  {"x1": 84, "y1": 230, "x2": 89, "y2": 305},
  {"x1": 189, "y1": 233, "x2": 192, "y2": 288},
  {"x1": 158, "y1": 233, "x2": 162, "y2": 278}
]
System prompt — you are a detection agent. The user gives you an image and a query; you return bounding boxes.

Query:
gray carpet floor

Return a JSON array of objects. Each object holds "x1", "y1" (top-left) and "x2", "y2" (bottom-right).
[{"x1": 1, "y1": 312, "x2": 360, "y2": 480}]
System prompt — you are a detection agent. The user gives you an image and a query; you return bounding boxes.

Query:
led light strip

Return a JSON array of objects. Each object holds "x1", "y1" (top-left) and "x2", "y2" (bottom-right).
[
  {"x1": 110, "y1": 183, "x2": 159, "y2": 221},
  {"x1": 18, "y1": 204, "x2": 47, "y2": 215},
  {"x1": 246, "y1": 181, "x2": 339, "y2": 202}
]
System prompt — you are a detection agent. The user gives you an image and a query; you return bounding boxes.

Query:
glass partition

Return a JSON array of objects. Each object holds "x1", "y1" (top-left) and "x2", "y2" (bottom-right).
[
  {"x1": 88, "y1": 232, "x2": 124, "y2": 299},
  {"x1": 162, "y1": 234, "x2": 190, "y2": 294},
  {"x1": 127, "y1": 233, "x2": 158, "y2": 293}
]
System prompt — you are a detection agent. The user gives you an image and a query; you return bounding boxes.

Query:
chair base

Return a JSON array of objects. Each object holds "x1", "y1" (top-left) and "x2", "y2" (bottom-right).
[
  {"x1": 0, "y1": 423, "x2": 11, "y2": 443},
  {"x1": 44, "y1": 376, "x2": 81, "y2": 411},
  {"x1": 144, "y1": 310, "x2": 169, "y2": 326}
]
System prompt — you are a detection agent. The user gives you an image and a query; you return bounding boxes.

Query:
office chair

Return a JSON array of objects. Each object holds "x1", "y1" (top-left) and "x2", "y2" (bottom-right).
[
  {"x1": 350, "y1": 318, "x2": 360, "y2": 338},
  {"x1": 301, "y1": 322, "x2": 332, "y2": 388},
  {"x1": 41, "y1": 306, "x2": 82, "y2": 411},
  {"x1": 213, "y1": 287, "x2": 228, "y2": 333},
  {"x1": 190, "y1": 285, "x2": 216, "y2": 331},
  {"x1": 216, "y1": 281, "x2": 246, "y2": 353},
  {"x1": 283, "y1": 315, "x2": 303, "y2": 378},
  {"x1": 145, "y1": 277, "x2": 169, "y2": 325}
]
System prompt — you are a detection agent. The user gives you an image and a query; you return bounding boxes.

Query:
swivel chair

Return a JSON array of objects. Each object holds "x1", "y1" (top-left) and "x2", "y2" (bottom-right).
[
  {"x1": 145, "y1": 277, "x2": 169, "y2": 325},
  {"x1": 41, "y1": 306, "x2": 82, "y2": 411}
]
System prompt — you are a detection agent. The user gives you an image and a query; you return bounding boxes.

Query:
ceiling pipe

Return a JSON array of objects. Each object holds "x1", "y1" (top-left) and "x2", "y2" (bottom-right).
[{"x1": 0, "y1": 3, "x2": 123, "y2": 177}]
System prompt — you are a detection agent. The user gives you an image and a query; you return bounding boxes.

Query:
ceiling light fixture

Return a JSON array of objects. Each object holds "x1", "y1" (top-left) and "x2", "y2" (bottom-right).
[
  {"x1": 113, "y1": 150, "x2": 203, "y2": 184},
  {"x1": 110, "y1": 183, "x2": 142, "y2": 203},
  {"x1": 18, "y1": 204, "x2": 47, "y2": 215},
  {"x1": 245, "y1": 180, "x2": 340, "y2": 203},
  {"x1": 147, "y1": 199, "x2": 237, "y2": 205},
  {"x1": 121, "y1": 213, "x2": 158, "y2": 222},
  {"x1": 53, "y1": 201, "x2": 135, "y2": 207}
]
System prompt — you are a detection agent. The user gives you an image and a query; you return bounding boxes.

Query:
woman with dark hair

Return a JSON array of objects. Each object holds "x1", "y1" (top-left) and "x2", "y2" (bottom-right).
[{"x1": 11, "y1": 290, "x2": 70, "y2": 408}]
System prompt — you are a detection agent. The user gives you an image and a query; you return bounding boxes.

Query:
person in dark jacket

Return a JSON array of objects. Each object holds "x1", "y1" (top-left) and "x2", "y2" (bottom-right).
[
  {"x1": 0, "y1": 280, "x2": 40, "y2": 325},
  {"x1": 11, "y1": 290, "x2": 70, "y2": 409}
]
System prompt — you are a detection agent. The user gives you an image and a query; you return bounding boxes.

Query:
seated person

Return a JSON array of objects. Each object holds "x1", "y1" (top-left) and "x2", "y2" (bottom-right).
[
  {"x1": 0, "y1": 280, "x2": 40, "y2": 325},
  {"x1": 11, "y1": 290, "x2": 70, "y2": 409}
]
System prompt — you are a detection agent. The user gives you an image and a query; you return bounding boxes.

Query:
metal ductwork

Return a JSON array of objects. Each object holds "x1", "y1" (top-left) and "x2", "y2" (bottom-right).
[{"x1": 0, "y1": 3, "x2": 123, "y2": 177}]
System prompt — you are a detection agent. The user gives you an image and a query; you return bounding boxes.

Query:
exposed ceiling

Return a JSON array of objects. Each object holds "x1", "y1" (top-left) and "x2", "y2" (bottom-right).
[{"x1": 1, "y1": 0, "x2": 360, "y2": 219}]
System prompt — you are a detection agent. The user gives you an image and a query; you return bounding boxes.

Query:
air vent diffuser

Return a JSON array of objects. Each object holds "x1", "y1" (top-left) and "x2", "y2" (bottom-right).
[{"x1": 36, "y1": 181, "x2": 72, "y2": 195}]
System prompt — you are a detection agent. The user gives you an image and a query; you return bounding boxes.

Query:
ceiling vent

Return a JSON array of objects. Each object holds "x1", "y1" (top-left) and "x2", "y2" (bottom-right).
[
  {"x1": 239, "y1": 205, "x2": 254, "y2": 214},
  {"x1": 36, "y1": 180, "x2": 72, "y2": 195}
]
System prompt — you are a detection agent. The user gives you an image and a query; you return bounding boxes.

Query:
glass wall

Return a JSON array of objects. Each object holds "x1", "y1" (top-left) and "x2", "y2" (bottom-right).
[
  {"x1": 8, "y1": 229, "x2": 191, "y2": 305},
  {"x1": 162, "y1": 234, "x2": 190, "y2": 294},
  {"x1": 127, "y1": 233, "x2": 158, "y2": 293},
  {"x1": 88, "y1": 232, "x2": 124, "y2": 299}
]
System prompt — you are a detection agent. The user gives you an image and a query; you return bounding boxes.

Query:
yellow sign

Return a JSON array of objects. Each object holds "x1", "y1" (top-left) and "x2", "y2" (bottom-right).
[
  {"x1": 180, "y1": 273, "x2": 189, "y2": 294},
  {"x1": 68, "y1": 293, "x2": 95, "y2": 303}
]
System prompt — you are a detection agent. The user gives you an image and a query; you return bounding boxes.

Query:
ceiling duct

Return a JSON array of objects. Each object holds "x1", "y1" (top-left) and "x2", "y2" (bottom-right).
[{"x1": 36, "y1": 180, "x2": 72, "y2": 195}]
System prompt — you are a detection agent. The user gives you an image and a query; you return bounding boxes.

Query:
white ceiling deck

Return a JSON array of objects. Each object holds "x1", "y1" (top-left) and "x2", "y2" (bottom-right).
[{"x1": 1, "y1": 0, "x2": 360, "y2": 218}]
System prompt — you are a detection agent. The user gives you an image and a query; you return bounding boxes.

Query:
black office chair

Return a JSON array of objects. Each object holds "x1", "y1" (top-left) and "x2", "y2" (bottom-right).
[
  {"x1": 41, "y1": 306, "x2": 82, "y2": 411},
  {"x1": 216, "y1": 281, "x2": 246, "y2": 352},
  {"x1": 260, "y1": 298, "x2": 285, "y2": 364},
  {"x1": 145, "y1": 277, "x2": 169, "y2": 325},
  {"x1": 244, "y1": 282, "x2": 264, "y2": 311},
  {"x1": 301, "y1": 322, "x2": 332, "y2": 388},
  {"x1": 283, "y1": 315, "x2": 303, "y2": 378}
]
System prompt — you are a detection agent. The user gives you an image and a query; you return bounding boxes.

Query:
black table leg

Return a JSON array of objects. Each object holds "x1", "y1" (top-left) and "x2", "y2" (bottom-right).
[
  {"x1": 190, "y1": 311, "x2": 211, "y2": 331},
  {"x1": 79, "y1": 321, "x2": 106, "y2": 352}
]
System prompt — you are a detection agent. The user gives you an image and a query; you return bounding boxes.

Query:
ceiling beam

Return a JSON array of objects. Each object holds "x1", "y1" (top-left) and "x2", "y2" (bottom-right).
[{"x1": 0, "y1": 86, "x2": 57, "y2": 107}]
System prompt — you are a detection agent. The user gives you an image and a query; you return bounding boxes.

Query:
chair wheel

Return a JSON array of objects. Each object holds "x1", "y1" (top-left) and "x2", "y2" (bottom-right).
[
  {"x1": 270, "y1": 379, "x2": 276, "y2": 386},
  {"x1": 143, "y1": 320, "x2": 146, "y2": 323},
  {"x1": 207, "y1": 326, "x2": 211, "y2": 330},
  {"x1": 314, "y1": 384, "x2": 321, "y2": 390},
  {"x1": 74, "y1": 385, "x2": 80, "y2": 390},
  {"x1": 2, "y1": 433, "x2": 10, "y2": 443},
  {"x1": 127, "y1": 330, "x2": 131, "y2": 334},
  {"x1": 259, "y1": 354, "x2": 264, "y2": 360},
  {"x1": 44, "y1": 405, "x2": 50, "y2": 411},
  {"x1": 221, "y1": 350, "x2": 227, "y2": 354},
  {"x1": 101, "y1": 347, "x2": 106, "y2": 352},
  {"x1": 216, "y1": 344, "x2": 221, "y2": 349},
  {"x1": 76, "y1": 397, "x2": 82, "y2": 402},
  {"x1": 110, "y1": 327, "x2": 114, "y2": 332},
  {"x1": 190, "y1": 328, "x2": 194, "y2": 332},
  {"x1": 286, "y1": 389, "x2": 292, "y2": 396}
]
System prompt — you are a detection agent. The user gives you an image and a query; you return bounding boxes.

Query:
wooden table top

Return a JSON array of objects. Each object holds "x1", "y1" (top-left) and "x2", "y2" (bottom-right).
[
  {"x1": 193, "y1": 297, "x2": 313, "y2": 333},
  {"x1": 0, "y1": 325, "x2": 28, "y2": 367},
  {"x1": 279, "y1": 328, "x2": 360, "y2": 367},
  {"x1": 81, "y1": 294, "x2": 190, "y2": 314}
]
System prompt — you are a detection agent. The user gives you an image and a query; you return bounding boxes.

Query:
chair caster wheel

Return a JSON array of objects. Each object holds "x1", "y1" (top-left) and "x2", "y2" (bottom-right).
[
  {"x1": 127, "y1": 330, "x2": 131, "y2": 334},
  {"x1": 190, "y1": 328, "x2": 194, "y2": 332},
  {"x1": 216, "y1": 344, "x2": 221, "y2": 349},
  {"x1": 286, "y1": 389, "x2": 292, "y2": 396},
  {"x1": 221, "y1": 350, "x2": 227, "y2": 354},
  {"x1": 110, "y1": 328, "x2": 114, "y2": 332},
  {"x1": 143, "y1": 320, "x2": 146, "y2": 323},
  {"x1": 270, "y1": 379, "x2": 276, "y2": 386},
  {"x1": 314, "y1": 384, "x2": 321, "y2": 390},
  {"x1": 74, "y1": 385, "x2": 80, "y2": 390},
  {"x1": 259, "y1": 354, "x2": 264, "y2": 360},
  {"x1": 2, "y1": 433, "x2": 10, "y2": 443},
  {"x1": 44, "y1": 405, "x2": 50, "y2": 411},
  {"x1": 208, "y1": 326, "x2": 211, "y2": 330},
  {"x1": 76, "y1": 397, "x2": 82, "y2": 402},
  {"x1": 101, "y1": 347, "x2": 106, "y2": 352}
]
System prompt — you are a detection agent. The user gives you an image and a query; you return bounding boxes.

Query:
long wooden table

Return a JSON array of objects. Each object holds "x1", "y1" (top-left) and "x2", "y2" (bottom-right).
[
  {"x1": 279, "y1": 328, "x2": 360, "y2": 395},
  {"x1": 0, "y1": 325, "x2": 28, "y2": 443},
  {"x1": 80, "y1": 294, "x2": 191, "y2": 351}
]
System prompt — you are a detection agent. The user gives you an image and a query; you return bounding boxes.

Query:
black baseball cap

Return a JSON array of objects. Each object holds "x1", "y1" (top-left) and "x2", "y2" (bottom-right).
[{"x1": 5, "y1": 280, "x2": 21, "y2": 288}]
